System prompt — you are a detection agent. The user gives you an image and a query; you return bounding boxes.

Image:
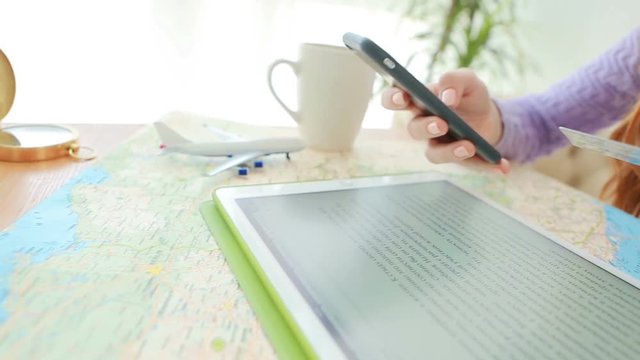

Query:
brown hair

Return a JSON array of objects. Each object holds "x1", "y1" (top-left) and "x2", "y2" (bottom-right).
[{"x1": 600, "y1": 100, "x2": 640, "y2": 217}]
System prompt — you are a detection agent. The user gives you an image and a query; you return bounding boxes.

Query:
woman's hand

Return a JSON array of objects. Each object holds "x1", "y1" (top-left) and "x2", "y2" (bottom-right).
[{"x1": 382, "y1": 68, "x2": 510, "y2": 174}]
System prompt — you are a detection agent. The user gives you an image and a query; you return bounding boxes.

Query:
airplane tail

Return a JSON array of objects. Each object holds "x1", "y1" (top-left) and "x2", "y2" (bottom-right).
[{"x1": 154, "y1": 121, "x2": 189, "y2": 146}]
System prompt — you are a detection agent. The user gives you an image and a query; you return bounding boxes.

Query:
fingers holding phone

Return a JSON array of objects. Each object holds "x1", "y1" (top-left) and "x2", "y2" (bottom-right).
[
  {"x1": 381, "y1": 69, "x2": 508, "y2": 173},
  {"x1": 426, "y1": 138, "x2": 512, "y2": 174},
  {"x1": 382, "y1": 83, "x2": 451, "y2": 140},
  {"x1": 406, "y1": 115, "x2": 449, "y2": 140},
  {"x1": 404, "y1": 112, "x2": 510, "y2": 174}
]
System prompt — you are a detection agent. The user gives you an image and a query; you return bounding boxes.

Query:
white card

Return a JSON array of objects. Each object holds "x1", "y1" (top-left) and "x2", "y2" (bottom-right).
[{"x1": 559, "y1": 126, "x2": 640, "y2": 166}]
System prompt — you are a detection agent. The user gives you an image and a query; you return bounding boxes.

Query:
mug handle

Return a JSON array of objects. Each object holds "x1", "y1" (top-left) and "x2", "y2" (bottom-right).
[{"x1": 267, "y1": 59, "x2": 301, "y2": 123}]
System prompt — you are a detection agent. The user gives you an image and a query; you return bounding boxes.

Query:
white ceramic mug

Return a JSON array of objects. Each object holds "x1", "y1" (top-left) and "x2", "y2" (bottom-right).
[{"x1": 267, "y1": 43, "x2": 375, "y2": 151}]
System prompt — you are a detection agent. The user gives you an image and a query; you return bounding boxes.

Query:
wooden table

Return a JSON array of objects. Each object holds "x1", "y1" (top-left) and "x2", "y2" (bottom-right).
[{"x1": 0, "y1": 124, "x2": 142, "y2": 230}]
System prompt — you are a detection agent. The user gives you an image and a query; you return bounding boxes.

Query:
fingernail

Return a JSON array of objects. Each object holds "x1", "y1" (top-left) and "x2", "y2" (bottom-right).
[
  {"x1": 392, "y1": 92, "x2": 406, "y2": 106},
  {"x1": 453, "y1": 146, "x2": 470, "y2": 158},
  {"x1": 500, "y1": 159, "x2": 511, "y2": 174},
  {"x1": 441, "y1": 88, "x2": 456, "y2": 106},
  {"x1": 427, "y1": 122, "x2": 442, "y2": 135}
]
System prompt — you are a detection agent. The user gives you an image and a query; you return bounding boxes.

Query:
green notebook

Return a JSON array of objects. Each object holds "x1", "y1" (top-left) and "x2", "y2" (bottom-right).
[{"x1": 199, "y1": 201, "x2": 315, "y2": 360}]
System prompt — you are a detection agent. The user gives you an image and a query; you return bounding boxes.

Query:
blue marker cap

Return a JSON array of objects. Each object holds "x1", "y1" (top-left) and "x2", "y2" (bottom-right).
[
  {"x1": 238, "y1": 167, "x2": 249, "y2": 176},
  {"x1": 254, "y1": 160, "x2": 264, "y2": 168}
]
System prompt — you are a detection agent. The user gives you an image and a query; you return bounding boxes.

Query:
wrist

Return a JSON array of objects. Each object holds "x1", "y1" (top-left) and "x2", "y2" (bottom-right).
[{"x1": 488, "y1": 99, "x2": 505, "y2": 146}]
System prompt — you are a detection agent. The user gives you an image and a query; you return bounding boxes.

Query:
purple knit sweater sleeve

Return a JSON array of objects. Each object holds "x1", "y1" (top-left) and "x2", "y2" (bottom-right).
[{"x1": 494, "y1": 27, "x2": 640, "y2": 163}]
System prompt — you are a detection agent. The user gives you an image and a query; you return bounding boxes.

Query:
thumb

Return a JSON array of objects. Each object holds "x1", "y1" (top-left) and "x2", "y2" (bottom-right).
[
  {"x1": 435, "y1": 69, "x2": 485, "y2": 108},
  {"x1": 440, "y1": 88, "x2": 458, "y2": 108}
]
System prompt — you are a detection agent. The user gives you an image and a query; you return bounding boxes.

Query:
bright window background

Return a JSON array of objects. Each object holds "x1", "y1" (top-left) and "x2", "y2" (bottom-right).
[{"x1": 0, "y1": 0, "x2": 638, "y2": 127}]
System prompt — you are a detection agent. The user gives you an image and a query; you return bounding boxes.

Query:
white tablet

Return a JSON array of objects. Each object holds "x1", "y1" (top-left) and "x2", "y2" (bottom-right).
[{"x1": 215, "y1": 172, "x2": 640, "y2": 359}]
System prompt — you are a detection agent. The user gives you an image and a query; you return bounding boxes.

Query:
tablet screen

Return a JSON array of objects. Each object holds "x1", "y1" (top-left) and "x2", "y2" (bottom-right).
[{"x1": 234, "y1": 180, "x2": 640, "y2": 359}]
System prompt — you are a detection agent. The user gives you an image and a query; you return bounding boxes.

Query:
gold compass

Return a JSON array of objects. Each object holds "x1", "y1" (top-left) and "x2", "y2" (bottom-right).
[{"x1": 0, "y1": 49, "x2": 94, "y2": 162}]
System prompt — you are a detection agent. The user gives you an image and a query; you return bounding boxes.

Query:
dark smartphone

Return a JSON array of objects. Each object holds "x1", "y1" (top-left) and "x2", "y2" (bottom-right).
[{"x1": 343, "y1": 32, "x2": 502, "y2": 164}]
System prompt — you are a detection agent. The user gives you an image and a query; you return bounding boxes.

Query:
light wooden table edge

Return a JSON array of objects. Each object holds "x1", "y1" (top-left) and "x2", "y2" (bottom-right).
[{"x1": 0, "y1": 124, "x2": 143, "y2": 230}]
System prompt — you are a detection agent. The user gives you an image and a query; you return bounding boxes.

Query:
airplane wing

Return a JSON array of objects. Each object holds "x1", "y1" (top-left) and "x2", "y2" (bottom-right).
[{"x1": 205, "y1": 151, "x2": 264, "y2": 177}]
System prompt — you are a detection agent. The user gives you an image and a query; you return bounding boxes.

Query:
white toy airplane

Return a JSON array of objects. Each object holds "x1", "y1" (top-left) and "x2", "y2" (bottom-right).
[{"x1": 154, "y1": 121, "x2": 306, "y2": 176}]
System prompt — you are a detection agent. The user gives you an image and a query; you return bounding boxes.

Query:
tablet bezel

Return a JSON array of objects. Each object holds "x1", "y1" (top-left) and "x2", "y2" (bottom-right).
[{"x1": 214, "y1": 172, "x2": 640, "y2": 358}]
